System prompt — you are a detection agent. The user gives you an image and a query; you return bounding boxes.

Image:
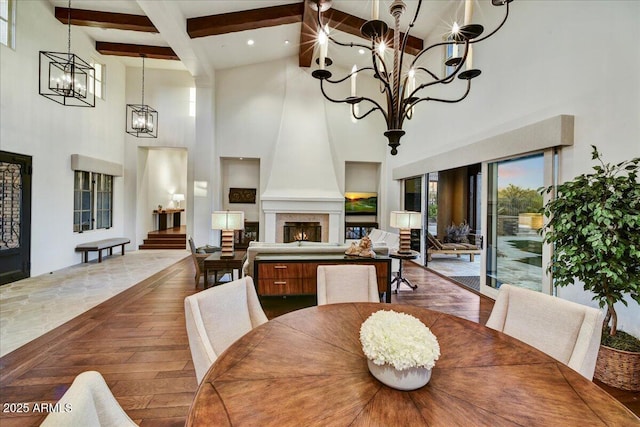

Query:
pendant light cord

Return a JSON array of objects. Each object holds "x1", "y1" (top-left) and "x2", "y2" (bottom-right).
[
  {"x1": 67, "y1": 0, "x2": 71, "y2": 56},
  {"x1": 141, "y1": 56, "x2": 145, "y2": 105}
]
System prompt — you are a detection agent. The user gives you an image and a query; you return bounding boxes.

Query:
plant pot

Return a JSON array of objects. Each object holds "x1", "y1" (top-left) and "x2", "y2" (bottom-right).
[
  {"x1": 594, "y1": 344, "x2": 640, "y2": 391},
  {"x1": 367, "y1": 359, "x2": 432, "y2": 391}
]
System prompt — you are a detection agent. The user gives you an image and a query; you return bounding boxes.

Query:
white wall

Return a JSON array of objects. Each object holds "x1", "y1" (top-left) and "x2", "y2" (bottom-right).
[
  {"x1": 385, "y1": 1, "x2": 640, "y2": 336},
  {"x1": 0, "y1": 0, "x2": 126, "y2": 274}
]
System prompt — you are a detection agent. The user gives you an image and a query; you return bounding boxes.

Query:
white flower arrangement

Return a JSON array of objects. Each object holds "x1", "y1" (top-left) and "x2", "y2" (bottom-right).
[{"x1": 360, "y1": 310, "x2": 440, "y2": 371}]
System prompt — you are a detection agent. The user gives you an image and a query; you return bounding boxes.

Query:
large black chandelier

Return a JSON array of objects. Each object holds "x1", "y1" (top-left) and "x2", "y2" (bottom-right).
[
  {"x1": 39, "y1": 0, "x2": 95, "y2": 107},
  {"x1": 310, "y1": 0, "x2": 513, "y2": 155}
]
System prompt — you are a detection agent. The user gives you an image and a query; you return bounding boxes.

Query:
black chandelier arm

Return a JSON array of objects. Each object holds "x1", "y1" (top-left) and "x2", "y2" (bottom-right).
[
  {"x1": 400, "y1": 80, "x2": 472, "y2": 125},
  {"x1": 325, "y1": 66, "x2": 375, "y2": 85},
  {"x1": 414, "y1": 66, "x2": 441, "y2": 82},
  {"x1": 397, "y1": 0, "x2": 423, "y2": 82},
  {"x1": 409, "y1": 61, "x2": 465, "y2": 98},
  {"x1": 414, "y1": 66, "x2": 457, "y2": 85},
  {"x1": 469, "y1": 2, "x2": 511, "y2": 44},
  {"x1": 372, "y1": 49, "x2": 393, "y2": 97},
  {"x1": 409, "y1": 39, "x2": 472, "y2": 97},
  {"x1": 319, "y1": 79, "x2": 388, "y2": 123},
  {"x1": 409, "y1": 39, "x2": 454, "y2": 70},
  {"x1": 352, "y1": 104, "x2": 380, "y2": 121}
]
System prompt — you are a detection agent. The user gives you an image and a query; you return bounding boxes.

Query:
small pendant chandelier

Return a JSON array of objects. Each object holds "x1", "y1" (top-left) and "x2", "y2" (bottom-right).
[
  {"x1": 126, "y1": 55, "x2": 158, "y2": 138},
  {"x1": 39, "y1": 0, "x2": 95, "y2": 107}
]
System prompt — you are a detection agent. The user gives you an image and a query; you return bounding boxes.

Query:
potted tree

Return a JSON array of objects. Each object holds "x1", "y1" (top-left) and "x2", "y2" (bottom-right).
[{"x1": 540, "y1": 146, "x2": 639, "y2": 390}]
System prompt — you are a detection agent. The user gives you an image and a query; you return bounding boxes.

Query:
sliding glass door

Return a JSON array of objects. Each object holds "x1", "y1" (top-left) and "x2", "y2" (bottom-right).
[{"x1": 486, "y1": 154, "x2": 545, "y2": 291}]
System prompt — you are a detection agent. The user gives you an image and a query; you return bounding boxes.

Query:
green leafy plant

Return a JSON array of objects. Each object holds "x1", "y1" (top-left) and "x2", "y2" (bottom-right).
[{"x1": 540, "y1": 146, "x2": 640, "y2": 341}]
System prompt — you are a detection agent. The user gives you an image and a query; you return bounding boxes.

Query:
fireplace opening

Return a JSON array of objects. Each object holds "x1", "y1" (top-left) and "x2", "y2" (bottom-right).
[{"x1": 283, "y1": 222, "x2": 321, "y2": 243}]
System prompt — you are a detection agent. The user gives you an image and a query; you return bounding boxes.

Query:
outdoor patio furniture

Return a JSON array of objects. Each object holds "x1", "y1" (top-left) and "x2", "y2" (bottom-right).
[{"x1": 427, "y1": 232, "x2": 481, "y2": 262}]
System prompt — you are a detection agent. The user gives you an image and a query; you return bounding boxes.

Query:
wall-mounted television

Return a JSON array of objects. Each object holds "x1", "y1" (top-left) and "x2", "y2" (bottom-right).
[{"x1": 345, "y1": 192, "x2": 378, "y2": 215}]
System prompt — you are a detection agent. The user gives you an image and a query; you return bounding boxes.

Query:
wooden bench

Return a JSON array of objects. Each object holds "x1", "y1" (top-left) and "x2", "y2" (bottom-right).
[{"x1": 75, "y1": 238, "x2": 130, "y2": 263}]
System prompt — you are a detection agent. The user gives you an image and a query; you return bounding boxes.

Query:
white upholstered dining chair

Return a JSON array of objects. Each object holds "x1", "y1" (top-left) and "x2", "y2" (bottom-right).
[
  {"x1": 316, "y1": 265, "x2": 380, "y2": 305},
  {"x1": 40, "y1": 371, "x2": 137, "y2": 427},
  {"x1": 486, "y1": 284, "x2": 604, "y2": 380},
  {"x1": 184, "y1": 276, "x2": 268, "y2": 383}
]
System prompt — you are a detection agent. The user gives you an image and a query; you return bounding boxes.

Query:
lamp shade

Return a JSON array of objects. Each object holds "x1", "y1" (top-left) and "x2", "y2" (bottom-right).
[
  {"x1": 390, "y1": 211, "x2": 421, "y2": 229},
  {"x1": 211, "y1": 211, "x2": 245, "y2": 231},
  {"x1": 172, "y1": 194, "x2": 185, "y2": 202}
]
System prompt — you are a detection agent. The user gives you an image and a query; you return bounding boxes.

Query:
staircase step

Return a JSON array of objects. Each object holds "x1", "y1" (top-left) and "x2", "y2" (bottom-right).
[
  {"x1": 147, "y1": 233, "x2": 187, "y2": 239},
  {"x1": 140, "y1": 228, "x2": 186, "y2": 250},
  {"x1": 143, "y1": 238, "x2": 185, "y2": 245},
  {"x1": 139, "y1": 243, "x2": 186, "y2": 250}
]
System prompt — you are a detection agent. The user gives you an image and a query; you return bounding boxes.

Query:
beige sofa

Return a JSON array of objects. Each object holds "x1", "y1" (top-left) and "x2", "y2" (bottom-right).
[
  {"x1": 244, "y1": 229, "x2": 400, "y2": 278},
  {"x1": 243, "y1": 240, "x2": 391, "y2": 278}
]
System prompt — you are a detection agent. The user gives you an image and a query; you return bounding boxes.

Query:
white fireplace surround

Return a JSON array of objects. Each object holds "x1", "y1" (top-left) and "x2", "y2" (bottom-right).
[{"x1": 262, "y1": 196, "x2": 344, "y2": 243}]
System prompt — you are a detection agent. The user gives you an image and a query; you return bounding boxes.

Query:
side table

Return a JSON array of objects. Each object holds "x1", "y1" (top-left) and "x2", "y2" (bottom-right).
[
  {"x1": 203, "y1": 251, "x2": 245, "y2": 289},
  {"x1": 389, "y1": 250, "x2": 419, "y2": 293}
]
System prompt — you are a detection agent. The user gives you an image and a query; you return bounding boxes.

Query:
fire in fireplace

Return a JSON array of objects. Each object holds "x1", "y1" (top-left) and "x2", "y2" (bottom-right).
[{"x1": 283, "y1": 222, "x2": 321, "y2": 243}]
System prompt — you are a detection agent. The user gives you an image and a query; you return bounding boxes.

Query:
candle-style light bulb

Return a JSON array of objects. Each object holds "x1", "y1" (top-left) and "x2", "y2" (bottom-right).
[
  {"x1": 408, "y1": 68, "x2": 416, "y2": 95},
  {"x1": 377, "y1": 41, "x2": 386, "y2": 72},
  {"x1": 372, "y1": 0, "x2": 379, "y2": 20},
  {"x1": 318, "y1": 24, "x2": 329, "y2": 70},
  {"x1": 451, "y1": 22, "x2": 460, "y2": 58},
  {"x1": 464, "y1": 0, "x2": 474, "y2": 26},
  {"x1": 351, "y1": 65, "x2": 357, "y2": 97}
]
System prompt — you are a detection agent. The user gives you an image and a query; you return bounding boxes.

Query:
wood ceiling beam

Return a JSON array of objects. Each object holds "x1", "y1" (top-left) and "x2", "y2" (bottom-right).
[
  {"x1": 95, "y1": 42, "x2": 179, "y2": 61},
  {"x1": 322, "y1": 8, "x2": 423, "y2": 56},
  {"x1": 187, "y1": 3, "x2": 304, "y2": 39},
  {"x1": 55, "y1": 7, "x2": 157, "y2": 33},
  {"x1": 299, "y1": 2, "x2": 318, "y2": 67},
  {"x1": 299, "y1": 4, "x2": 424, "y2": 67}
]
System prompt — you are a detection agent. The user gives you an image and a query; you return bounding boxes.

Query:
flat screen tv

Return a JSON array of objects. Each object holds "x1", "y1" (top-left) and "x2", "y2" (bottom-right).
[{"x1": 345, "y1": 192, "x2": 378, "y2": 215}]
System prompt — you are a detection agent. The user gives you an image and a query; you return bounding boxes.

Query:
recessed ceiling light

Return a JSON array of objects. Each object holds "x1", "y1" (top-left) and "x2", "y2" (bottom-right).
[
  {"x1": 358, "y1": 48, "x2": 365, "y2": 55},
  {"x1": 247, "y1": 39, "x2": 255, "y2": 46},
  {"x1": 284, "y1": 40, "x2": 290, "y2": 44}
]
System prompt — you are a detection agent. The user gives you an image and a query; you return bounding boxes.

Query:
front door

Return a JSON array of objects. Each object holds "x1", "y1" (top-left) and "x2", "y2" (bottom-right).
[{"x1": 0, "y1": 151, "x2": 32, "y2": 285}]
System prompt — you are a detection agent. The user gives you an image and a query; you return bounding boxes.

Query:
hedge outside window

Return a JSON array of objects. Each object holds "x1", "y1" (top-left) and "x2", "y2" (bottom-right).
[{"x1": 74, "y1": 171, "x2": 113, "y2": 232}]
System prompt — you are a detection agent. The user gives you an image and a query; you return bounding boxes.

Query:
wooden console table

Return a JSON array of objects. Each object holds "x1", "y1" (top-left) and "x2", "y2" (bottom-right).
[
  {"x1": 153, "y1": 208, "x2": 184, "y2": 230},
  {"x1": 254, "y1": 254, "x2": 391, "y2": 302}
]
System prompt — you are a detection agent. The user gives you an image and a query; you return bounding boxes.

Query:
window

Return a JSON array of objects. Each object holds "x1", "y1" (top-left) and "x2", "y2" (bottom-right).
[
  {"x1": 74, "y1": 171, "x2": 113, "y2": 232},
  {"x1": 95, "y1": 173, "x2": 112, "y2": 229},
  {"x1": 89, "y1": 60, "x2": 105, "y2": 99},
  {"x1": 0, "y1": 0, "x2": 15, "y2": 48},
  {"x1": 189, "y1": 87, "x2": 196, "y2": 117}
]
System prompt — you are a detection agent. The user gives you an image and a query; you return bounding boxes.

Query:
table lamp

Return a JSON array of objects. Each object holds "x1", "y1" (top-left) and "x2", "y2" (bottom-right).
[
  {"x1": 390, "y1": 211, "x2": 421, "y2": 254},
  {"x1": 172, "y1": 193, "x2": 185, "y2": 208},
  {"x1": 211, "y1": 211, "x2": 244, "y2": 258}
]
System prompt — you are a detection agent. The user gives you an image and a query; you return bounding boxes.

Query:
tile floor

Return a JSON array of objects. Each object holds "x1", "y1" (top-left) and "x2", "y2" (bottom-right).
[{"x1": 0, "y1": 250, "x2": 190, "y2": 357}]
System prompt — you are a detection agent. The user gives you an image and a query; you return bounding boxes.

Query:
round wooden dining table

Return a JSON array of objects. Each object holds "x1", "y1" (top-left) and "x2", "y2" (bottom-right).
[{"x1": 186, "y1": 303, "x2": 639, "y2": 426}]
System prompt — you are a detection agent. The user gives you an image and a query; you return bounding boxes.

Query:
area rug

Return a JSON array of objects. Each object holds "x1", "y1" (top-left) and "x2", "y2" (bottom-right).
[{"x1": 450, "y1": 276, "x2": 480, "y2": 291}]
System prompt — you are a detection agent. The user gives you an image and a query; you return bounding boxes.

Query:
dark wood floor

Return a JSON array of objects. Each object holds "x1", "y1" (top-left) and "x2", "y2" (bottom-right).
[{"x1": 0, "y1": 258, "x2": 637, "y2": 426}]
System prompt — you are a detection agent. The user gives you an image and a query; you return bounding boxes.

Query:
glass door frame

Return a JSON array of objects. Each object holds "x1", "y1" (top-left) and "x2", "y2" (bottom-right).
[{"x1": 480, "y1": 148, "x2": 557, "y2": 297}]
